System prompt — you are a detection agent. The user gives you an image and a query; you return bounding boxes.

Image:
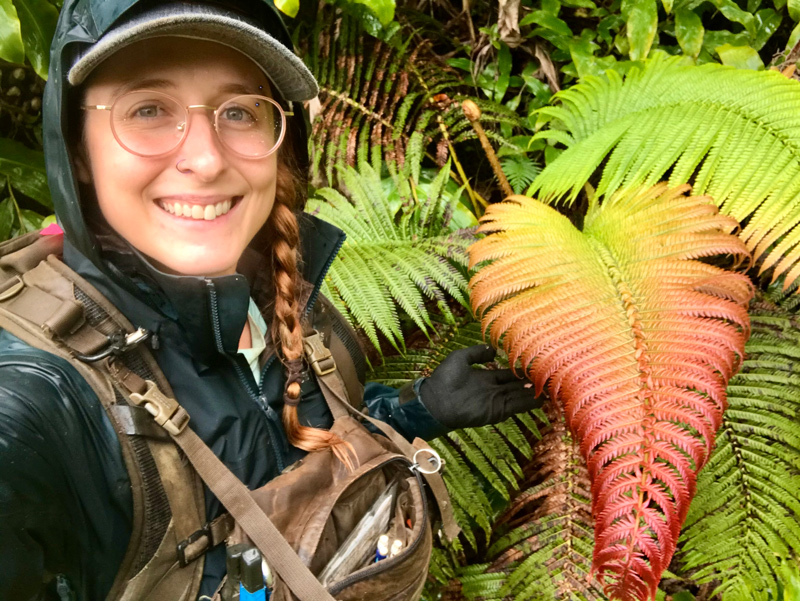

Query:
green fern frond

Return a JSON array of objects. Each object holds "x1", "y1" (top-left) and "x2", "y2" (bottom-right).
[
  {"x1": 679, "y1": 296, "x2": 800, "y2": 600},
  {"x1": 457, "y1": 403, "x2": 606, "y2": 601},
  {"x1": 500, "y1": 155, "x2": 542, "y2": 195},
  {"x1": 307, "y1": 162, "x2": 471, "y2": 351},
  {"x1": 303, "y1": 9, "x2": 522, "y2": 187},
  {"x1": 529, "y1": 53, "x2": 800, "y2": 291}
]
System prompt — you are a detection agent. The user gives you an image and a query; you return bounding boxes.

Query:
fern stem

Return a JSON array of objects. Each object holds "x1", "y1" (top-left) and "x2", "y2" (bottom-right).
[
  {"x1": 462, "y1": 100, "x2": 514, "y2": 199},
  {"x1": 445, "y1": 139, "x2": 485, "y2": 216}
]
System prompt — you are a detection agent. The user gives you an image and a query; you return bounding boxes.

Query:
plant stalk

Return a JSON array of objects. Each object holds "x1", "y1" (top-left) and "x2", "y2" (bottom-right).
[{"x1": 462, "y1": 100, "x2": 514, "y2": 198}]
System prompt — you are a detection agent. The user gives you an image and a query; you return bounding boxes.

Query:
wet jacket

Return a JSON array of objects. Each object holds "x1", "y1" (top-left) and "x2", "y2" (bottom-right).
[{"x1": 0, "y1": 1, "x2": 447, "y2": 599}]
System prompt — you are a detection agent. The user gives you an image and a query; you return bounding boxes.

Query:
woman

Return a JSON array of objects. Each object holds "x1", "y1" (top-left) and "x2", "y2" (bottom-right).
[{"x1": 0, "y1": 1, "x2": 540, "y2": 599}]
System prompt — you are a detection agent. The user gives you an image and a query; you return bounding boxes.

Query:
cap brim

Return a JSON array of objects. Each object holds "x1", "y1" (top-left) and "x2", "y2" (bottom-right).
[{"x1": 68, "y1": 9, "x2": 318, "y2": 102}]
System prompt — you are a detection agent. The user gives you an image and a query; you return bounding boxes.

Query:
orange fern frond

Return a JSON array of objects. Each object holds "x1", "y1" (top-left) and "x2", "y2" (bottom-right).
[{"x1": 468, "y1": 184, "x2": 753, "y2": 601}]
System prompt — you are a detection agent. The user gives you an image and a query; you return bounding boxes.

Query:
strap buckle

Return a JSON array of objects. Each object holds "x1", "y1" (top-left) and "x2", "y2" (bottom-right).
[
  {"x1": 129, "y1": 380, "x2": 190, "y2": 436},
  {"x1": 176, "y1": 523, "x2": 212, "y2": 567},
  {"x1": 303, "y1": 331, "x2": 337, "y2": 376}
]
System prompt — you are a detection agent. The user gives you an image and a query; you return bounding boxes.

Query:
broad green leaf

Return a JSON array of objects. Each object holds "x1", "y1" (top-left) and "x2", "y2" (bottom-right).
[
  {"x1": 626, "y1": 0, "x2": 658, "y2": 60},
  {"x1": 675, "y1": 8, "x2": 704, "y2": 57},
  {"x1": 14, "y1": 0, "x2": 58, "y2": 80},
  {"x1": 0, "y1": 0, "x2": 23, "y2": 64},
  {"x1": 274, "y1": 0, "x2": 299, "y2": 18},
  {"x1": 0, "y1": 138, "x2": 50, "y2": 207},
  {"x1": 348, "y1": 0, "x2": 395, "y2": 26},
  {"x1": 788, "y1": 21, "x2": 800, "y2": 49},
  {"x1": 716, "y1": 43, "x2": 764, "y2": 69},
  {"x1": 775, "y1": 0, "x2": 787, "y2": 10},
  {"x1": 0, "y1": 196, "x2": 14, "y2": 242},
  {"x1": 542, "y1": 0, "x2": 561, "y2": 13},
  {"x1": 520, "y1": 10, "x2": 573, "y2": 36},
  {"x1": 495, "y1": 43, "x2": 512, "y2": 102},
  {"x1": 661, "y1": 0, "x2": 674, "y2": 14},
  {"x1": 18, "y1": 208, "x2": 43, "y2": 233},
  {"x1": 790, "y1": 0, "x2": 800, "y2": 20},
  {"x1": 711, "y1": 0, "x2": 756, "y2": 35},
  {"x1": 753, "y1": 8, "x2": 782, "y2": 50}
]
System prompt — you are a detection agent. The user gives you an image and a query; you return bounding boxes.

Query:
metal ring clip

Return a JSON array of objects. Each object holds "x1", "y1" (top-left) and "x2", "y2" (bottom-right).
[{"x1": 411, "y1": 448, "x2": 443, "y2": 474}]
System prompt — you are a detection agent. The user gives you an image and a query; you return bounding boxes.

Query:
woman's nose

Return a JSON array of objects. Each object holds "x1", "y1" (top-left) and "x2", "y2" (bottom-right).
[{"x1": 176, "y1": 110, "x2": 228, "y2": 180}]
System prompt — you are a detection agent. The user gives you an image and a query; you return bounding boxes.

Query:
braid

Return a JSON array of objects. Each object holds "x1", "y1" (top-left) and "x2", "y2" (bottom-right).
[{"x1": 268, "y1": 161, "x2": 355, "y2": 471}]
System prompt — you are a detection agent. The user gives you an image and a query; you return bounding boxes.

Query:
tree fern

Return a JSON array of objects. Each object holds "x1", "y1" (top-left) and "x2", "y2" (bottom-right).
[
  {"x1": 679, "y1": 296, "x2": 800, "y2": 600},
  {"x1": 469, "y1": 184, "x2": 753, "y2": 601},
  {"x1": 306, "y1": 161, "x2": 471, "y2": 350},
  {"x1": 529, "y1": 53, "x2": 800, "y2": 291},
  {"x1": 302, "y1": 8, "x2": 522, "y2": 187}
]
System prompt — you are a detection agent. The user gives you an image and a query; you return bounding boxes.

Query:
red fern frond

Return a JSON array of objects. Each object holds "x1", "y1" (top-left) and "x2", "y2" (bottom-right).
[{"x1": 469, "y1": 184, "x2": 753, "y2": 601}]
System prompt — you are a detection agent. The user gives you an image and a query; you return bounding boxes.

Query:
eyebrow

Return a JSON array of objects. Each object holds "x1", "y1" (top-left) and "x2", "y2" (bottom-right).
[{"x1": 109, "y1": 79, "x2": 262, "y2": 100}]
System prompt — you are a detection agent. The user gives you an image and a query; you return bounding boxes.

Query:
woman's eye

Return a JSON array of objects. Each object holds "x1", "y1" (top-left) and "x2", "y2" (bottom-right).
[
  {"x1": 222, "y1": 106, "x2": 255, "y2": 123},
  {"x1": 129, "y1": 102, "x2": 171, "y2": 119}
]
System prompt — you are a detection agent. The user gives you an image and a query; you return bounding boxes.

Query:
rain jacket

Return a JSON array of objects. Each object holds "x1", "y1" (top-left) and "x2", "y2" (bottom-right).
[{"x1": 0, "y1": 1, "x2": 447, "y2": 599}]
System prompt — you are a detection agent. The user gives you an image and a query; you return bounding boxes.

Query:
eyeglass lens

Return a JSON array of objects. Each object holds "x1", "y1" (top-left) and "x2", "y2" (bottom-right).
[{"x1": 110, "y1": 91, "x2": 283, "y2": 158}]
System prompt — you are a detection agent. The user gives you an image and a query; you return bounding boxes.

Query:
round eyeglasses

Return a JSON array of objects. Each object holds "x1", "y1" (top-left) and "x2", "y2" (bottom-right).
[{"x1": 82, "y1": 90, "x2": 287, "y2": 159}]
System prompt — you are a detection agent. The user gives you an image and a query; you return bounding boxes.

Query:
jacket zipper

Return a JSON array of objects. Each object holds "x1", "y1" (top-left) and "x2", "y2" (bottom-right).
[
  {"x1": 327, "y1": 458, "x2": 429, "y2": 595},
  {"x1": 206, "y1": 279, "x2": 286, "y2": 471}
]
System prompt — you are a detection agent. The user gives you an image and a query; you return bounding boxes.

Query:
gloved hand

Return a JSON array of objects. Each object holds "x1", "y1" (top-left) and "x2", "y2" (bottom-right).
[{"x1": 418, "y1": 345, "x2": 543, "y2": 429}]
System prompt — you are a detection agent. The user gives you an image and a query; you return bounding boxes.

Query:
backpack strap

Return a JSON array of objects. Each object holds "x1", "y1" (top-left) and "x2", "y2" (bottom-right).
[
  {"x1": 0, "y1": 236, "x2": 209, "y2": 601},
  {"x1": 108, "y1": 363, "x2": 340, "y2": 601}
]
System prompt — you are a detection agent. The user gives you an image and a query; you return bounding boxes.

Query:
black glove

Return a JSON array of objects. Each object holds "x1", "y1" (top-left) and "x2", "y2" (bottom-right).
[{"x1": 417, "y1": 345, "x2": 543, "y2": 429}]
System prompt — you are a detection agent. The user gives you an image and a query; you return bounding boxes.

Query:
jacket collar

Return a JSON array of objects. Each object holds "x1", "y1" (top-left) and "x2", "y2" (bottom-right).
[{"x1": 64, "y1": 213, "x2": 345, "y2": 366}]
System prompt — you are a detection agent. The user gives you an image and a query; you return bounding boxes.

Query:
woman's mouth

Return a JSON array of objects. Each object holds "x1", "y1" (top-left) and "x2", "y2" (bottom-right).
[{"x1": 157, "y1": 196, "x2": 242, "y2": 221}]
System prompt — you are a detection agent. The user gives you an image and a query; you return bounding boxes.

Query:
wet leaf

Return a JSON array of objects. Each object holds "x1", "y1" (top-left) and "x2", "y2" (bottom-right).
[
  {"x1": 0, "y1": 196, "x2": 14, "y2": 242},
  {"x1": 716, "y1": 43, "x2": 764, "y2": 69},
  {"x1": 0, "y1": 138, "x2": 50, "y2": 207},
  {"x1": 14, "y1": 0, "x2": 58, "y2": 80},
  {"x1": 627, "y1": 0, "x2": 658, "y2": 60},
  {"x1": 675, "y1": 9, "x2": 704, "y2": 57},
  {"x1": 0, "y1": 0, "x2": 23, "y2": 64},
  {"x1": 753, "y1": 8, "x2": 782, "y2": 50},
  {"x1": 274, "y1": 0, "x2": 299, "y2": 18}
]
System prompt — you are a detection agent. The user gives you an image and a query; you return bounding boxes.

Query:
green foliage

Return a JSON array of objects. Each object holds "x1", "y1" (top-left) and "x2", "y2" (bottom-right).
[
  {"x1": 530, "y1": 55, "x2": 800, "y2": 291},
  {"x1": 680, "y1": 297, "x2": 800, "y2": 600},
  {"x1": 306, "y1": 161, "x2": 471, "y2": 351},
  {"x1": 452, "y1": 405, "x2": 606, "y2": 601},
  {"x1": 0, "y1": 0, "x2": 57, "y2": 78},
  {"x1": 302, "y1": 8, "x2": 521, "y2": 189}
]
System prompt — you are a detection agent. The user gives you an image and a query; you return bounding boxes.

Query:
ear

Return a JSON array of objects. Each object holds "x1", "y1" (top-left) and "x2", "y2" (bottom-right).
[{"x1": 72, "y1": 147, "x2": 92, "y2": 184}]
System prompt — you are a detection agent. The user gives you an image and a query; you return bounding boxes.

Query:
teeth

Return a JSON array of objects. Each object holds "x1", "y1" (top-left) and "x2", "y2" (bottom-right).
[{"x1": 160, "y1": 200, "x2": 234, "y2": 220}]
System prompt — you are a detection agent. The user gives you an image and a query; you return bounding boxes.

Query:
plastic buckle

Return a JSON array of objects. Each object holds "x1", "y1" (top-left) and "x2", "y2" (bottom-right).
[
  {"x1": 303, "y1": 331, "x2": 337, "y2": 376},
  {"x1": 176, "y1": 523, "x2": 212, "y2": 567},
  {"x1": 129, "y1": 380, "x2": 190, "y2": 436}
]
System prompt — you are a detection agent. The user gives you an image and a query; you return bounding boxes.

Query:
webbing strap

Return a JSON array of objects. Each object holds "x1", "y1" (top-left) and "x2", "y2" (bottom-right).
[
  {"x1": 108, "y1": 362, "x2": 337, "y2": 600},
  {"x1": 311, "y1": 357, "x2": 460, "y2": 541}
]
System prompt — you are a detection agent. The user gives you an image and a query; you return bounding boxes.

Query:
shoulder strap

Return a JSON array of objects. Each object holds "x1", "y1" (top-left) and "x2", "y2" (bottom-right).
[{"x1": 0, "y1": 234, "x2": 210, "y2": 600}]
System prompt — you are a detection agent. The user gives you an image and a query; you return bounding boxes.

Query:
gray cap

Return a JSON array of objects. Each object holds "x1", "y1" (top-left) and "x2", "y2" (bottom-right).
[{"x1": 68, "y1": 2, "x2": 319, "y2": 102}]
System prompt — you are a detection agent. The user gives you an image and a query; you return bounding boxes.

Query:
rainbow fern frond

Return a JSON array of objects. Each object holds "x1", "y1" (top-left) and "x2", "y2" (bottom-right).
[
  {"x1": 679, "y1": 296, "x2": 800, "y2": 600},
  {"x1": 529, "y1": 54, "x2": 800, "y2": 291},
  {"x1": 307, "y1": 162, "x2": 471, "y2": 351},
  {"x1": 469, "y1": 184, "x2": 754, "y2": 601}
]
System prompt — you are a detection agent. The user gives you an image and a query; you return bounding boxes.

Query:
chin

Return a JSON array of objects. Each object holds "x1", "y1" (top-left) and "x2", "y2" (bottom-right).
[{"x1": 149, "y1": 250, "x2": 239, "y2": 278}]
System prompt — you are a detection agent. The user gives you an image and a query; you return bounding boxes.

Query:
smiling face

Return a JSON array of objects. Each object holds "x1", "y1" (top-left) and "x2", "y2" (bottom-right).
[{"x1": 77, "y1": 37, "x2": 280, "y2": 277}]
